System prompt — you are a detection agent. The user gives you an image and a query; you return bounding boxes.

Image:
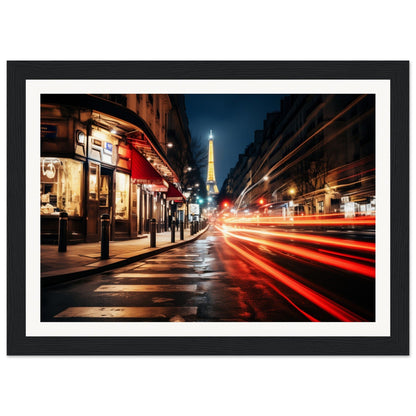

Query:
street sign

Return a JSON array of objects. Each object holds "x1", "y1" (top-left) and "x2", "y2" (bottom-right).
[{"x1": 189, "y1": 203, "x2": 200, "y2": 215}]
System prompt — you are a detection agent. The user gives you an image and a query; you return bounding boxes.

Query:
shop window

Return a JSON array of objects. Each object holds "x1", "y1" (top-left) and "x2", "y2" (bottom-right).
[
  {"x1": 40, "y1": 158, "x2": 83, "y2": 216},
  {"x1": 115, "y1": 172, "x2": 129, "y2": 220}
]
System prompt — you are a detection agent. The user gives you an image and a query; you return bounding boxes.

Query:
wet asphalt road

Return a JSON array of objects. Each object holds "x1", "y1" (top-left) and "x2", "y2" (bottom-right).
[{"x1": 41, "y1": 226, "x2": 375, "y2": 322}]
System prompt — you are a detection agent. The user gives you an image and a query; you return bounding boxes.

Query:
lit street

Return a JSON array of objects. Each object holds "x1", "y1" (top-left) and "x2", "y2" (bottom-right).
[
  {"x1": 39, "y1": 93, "x2": 377, "y2": 323},
  {"x1": 42, "y1": 221, "x2": 375, "y2": 322}
]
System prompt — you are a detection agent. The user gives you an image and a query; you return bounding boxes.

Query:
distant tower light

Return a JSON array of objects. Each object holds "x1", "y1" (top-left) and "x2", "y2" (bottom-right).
[{"x1": 206, "y1": 129, "x2": 219, "y2": 196}]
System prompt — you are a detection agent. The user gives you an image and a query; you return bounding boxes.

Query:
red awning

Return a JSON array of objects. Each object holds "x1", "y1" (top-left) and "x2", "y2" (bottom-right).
[
  {"x1": 131, "y1": 149, "x2": 168, "y2": 191},
  {"x1": 167, "y1": 183, "x2": 186, "y2": 202}
]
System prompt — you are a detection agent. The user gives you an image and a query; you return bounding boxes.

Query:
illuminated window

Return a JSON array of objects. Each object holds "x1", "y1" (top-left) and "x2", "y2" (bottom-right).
[
  {"x1": 40, "y1": 158, "x2": 83, "y2": 216},
  {"x1": 115, "y1": 172, "x2": 130, "y2": 220}
]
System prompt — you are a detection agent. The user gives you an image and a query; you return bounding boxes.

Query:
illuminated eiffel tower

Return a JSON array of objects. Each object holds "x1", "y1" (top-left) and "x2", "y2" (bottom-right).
[{"x1": 206, "y1": 130, "x2": 219, "y2": 195}]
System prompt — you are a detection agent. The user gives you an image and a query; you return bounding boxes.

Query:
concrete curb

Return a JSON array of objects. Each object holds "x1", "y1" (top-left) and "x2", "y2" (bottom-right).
[{"x1": 41, "y1": 226, "x2": 210, "y2": 287}]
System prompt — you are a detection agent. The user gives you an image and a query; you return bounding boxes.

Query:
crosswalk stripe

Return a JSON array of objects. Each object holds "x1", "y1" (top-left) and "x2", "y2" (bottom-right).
[
  {"x1": 94, "y1": 284, "x2": 197, "y2": 292},
  {"x1": 144, "y1": 259, "x2": 202, "y2": 263},
  {"x1": 134, "y1": 263, "x2": 206, "y2": 269},
  {"x1": 113, "y1": 272, "x2": 226, "y2": 278},
  {"x1": 54, "y1": 306, "x2": 197, "y2": 318}
]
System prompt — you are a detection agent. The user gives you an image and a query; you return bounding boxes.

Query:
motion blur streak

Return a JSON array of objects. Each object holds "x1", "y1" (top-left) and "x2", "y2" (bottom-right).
[
  {"x1": 318, "y1": 248, "x2": 376, "y2": 263},
  {"x1": 219, "y1": 227, "x2": 375, "y2": 278},
  {"x1": 223, "y1": 227, "x2": 375, "y2": 253},
  {"x1": 224, "y1": 215, "x2": 376, "y2": 227},
  {"x1": 221, "y1": 231, "x2": 365, "y2": 322}
]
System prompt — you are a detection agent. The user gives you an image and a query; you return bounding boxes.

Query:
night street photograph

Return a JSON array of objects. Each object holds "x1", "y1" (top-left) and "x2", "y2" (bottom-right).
[
  {"x1": 40, "y1": 92, "x2": 375, "y2": 323},
  {"x1": 5, "y1": 5, "x2": 412, "y2": 416}
]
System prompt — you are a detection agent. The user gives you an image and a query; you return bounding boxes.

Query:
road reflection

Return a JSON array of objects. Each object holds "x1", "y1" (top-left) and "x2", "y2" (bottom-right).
[{"x1": 214, "y1": 214, "x2": 375, "y2": 322}]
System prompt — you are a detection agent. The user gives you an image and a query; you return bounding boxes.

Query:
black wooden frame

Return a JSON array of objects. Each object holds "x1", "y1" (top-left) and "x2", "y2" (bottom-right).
[{"x1": 7, "y1": 61, "x2": 409, "y2": 355}]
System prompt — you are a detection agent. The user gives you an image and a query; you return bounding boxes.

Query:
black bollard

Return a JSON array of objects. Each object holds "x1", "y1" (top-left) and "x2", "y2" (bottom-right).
[
  {"x1": 150, "y1": 218, "x2": 156, "y2": 247},
  {"x1": 190, "y1": 221, "x2": 194, "y2": 235},
  {"x1": 196, "y1": 220, "x2": 199, "y2": 233},
  {"x1": 180, "y1": 221, "x2": 184, "y2": 240},
  {"x1": 58, "y1": 211, "x2": 68, "y2": 252},
  {"x1": 171, "y1": 220, "x2": 176, "y2": 243},
  {"x1": 100, "y1": 214, "x2": 110, "y2": 259}
]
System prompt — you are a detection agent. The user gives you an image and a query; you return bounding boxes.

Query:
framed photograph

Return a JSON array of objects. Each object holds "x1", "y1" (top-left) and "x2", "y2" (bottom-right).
[{"x1": 7, "y1": 61, "x2": 409, "y2": 355}]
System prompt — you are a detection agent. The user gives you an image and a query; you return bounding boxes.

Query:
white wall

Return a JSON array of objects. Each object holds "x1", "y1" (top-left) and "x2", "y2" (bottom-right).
[{"x1": 1, "y1": 2, "x2": 414, "y2": 415}]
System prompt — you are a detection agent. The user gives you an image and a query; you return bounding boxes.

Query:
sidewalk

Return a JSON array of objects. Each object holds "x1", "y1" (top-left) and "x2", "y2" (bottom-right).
[{"x1": 41, "y1": 225, "x2": 209, "y2": 286}]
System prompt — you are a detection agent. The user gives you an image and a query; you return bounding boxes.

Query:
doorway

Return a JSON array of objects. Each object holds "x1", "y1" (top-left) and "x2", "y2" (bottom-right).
[
  {"x1": 86, "y1": 162, "x2": 100, "y2": 242},
  {"x1": 99, "y1": 167, "x2": 114, "y2": 239}
]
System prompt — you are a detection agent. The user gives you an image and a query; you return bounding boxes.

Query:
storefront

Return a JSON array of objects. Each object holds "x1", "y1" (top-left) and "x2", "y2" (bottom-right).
[
  {"x1": 40, "y1": 120, "x2": 127, "y2": 243},
  {"x1": 166, "y1": 182, "x2": 186, "y2": 226},
  {"x1": 40, "y1": 95, "x2": 181, "y2": 244},
  {"x1": 40, "y1": 157, "x2": 85, "y2": 243},
  {"x1": 130, "y1": 148, "x2": 169, "y2": 235}
]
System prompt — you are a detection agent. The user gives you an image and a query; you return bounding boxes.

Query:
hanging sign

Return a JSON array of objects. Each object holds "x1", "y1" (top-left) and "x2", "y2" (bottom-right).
[{"x1": 41, "y1": 124, "x2": 57, "y2": 139}]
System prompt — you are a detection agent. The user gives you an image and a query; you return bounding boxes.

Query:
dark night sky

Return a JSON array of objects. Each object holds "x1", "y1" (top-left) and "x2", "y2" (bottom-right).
[{"x1": 184, "y1": 94, "x2": 285, "y2": 190}]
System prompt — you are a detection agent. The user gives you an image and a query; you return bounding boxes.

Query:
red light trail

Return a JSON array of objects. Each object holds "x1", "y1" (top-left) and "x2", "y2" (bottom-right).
[
  {"x1": 223, "y1": 214, "x2": 375, "y2": 227},
  {"x1": 220, "y1": 230, "x2": 366, "y2": 322},
  {"x1": 219, "y1": 226, "x2": 375, "y2": 278},
  {"x1": 317, "y1": 248, "x2": 375, "y2": 264},
  {"x1": 221, "y1": 226, "x2": 375, "y2": 253}
]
